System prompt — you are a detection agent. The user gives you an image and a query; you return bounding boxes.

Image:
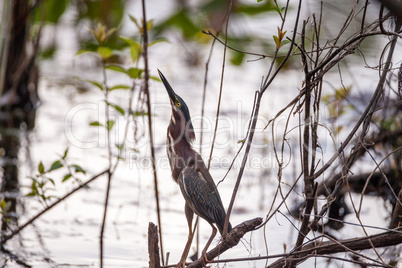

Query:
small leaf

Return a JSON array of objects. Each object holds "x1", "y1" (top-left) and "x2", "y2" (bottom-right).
[
  {"x1": 150, "y1": 76, "x2": 161, "y2": 82},
  {"x1": 38, "y1": 162, "x2": 45, "y2": 174},
  {"x1": 119, "y1": 36, "x2": 137, "y2": 46},
  {"x1": 148, "y1": 38, "x2": 167, "y2": 47},
  {"x1": 86, "y1": 80, "x2": 104, "y2": 91},
  {"x1": 48, "y1": 178, "x2": 55, "y2": 186},
  {"x1": 115, "y1": 143, "x2": 124, "y2": 150},
  {"x1": 127, "y1": 68, "x2": 143, "y2": 79},
  {"x1": 90, "y1": 121, "x2": 104, "y2": 127},
  {"x1": 130, "y1": 45, "x2": 141, "y2": 62},
  {"x1": 105, "y1": 65, "x2": 128, "y2": 74},
  {"x1": 273, "y1": 35, "x2": 280, "y2": 49},
  {"x1": 129, "y1": 148, "x2": 140, "y2": 153},
  {"x1": 73, "y1": 165, "x2": 86, "y2": 175},
  {"x1": 109, "y1": 85, "x2": 131, "y2": 91},
  {"x1": 76, "y1": 49, "x2": 95, "y2": 56},
  {"x1": 106, "y1": 120, "x2": 115, "y2": 131},
  {"x1": 62, "y1": 174, "x2": 72, "y2": 182},
  {"x1": 277, "y1": 27, "x2": 287, "y2": 40},
  {"x1": 97, "y1": 46, "x2": 113, "y2": 59},
  {"x1": 108, "y1": 103, "x2": 125, "y2": 115},
  {"x1": 89, "y1": 23, "x2": 116, "y2": 44},
  {"x1": 273, "y1": 6, "x2": 281, "y2": 14},
  {"x1": 146, "y1": 19, "x2": 154, "y2": 31},
  {"x1": 49, "y1": 160, "x2": 63, "y2": 172},
  {"x1": 132, "y1": 111, "x2": 148, "y2": 117},
  {"x1": 257, "y1": 0, "x2": 263, "y2": 2},
  {"x1": 62, "y1": 147, "x2": 69, "y2": 160},
  {"x1": 281, "y1": 40, "x2": 291, "y2": 47},
  {"x1": 129, "y1": 14, "x2": 141, "y2": 31}
]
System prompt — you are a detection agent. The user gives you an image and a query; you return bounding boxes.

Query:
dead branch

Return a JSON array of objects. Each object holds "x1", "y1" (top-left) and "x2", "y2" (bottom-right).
[
  {"x1": 316, "y1": 129, "x2": 402, "y2": 197},
  {"x1": 269, "y1": 228, "x2": 402, "y2": 268},
  {"x1": 148, "y1": 222, "x2": 161, "y2": 268},
  {"x1": 390, "y1": 190, "x2": 402, "y2": 229},
  {"x1": 1, "y1": 169, "x2": 109, "y2": 245},
  {"x1": 186, "y1": 217, "x2": 262, "y2": 268}
]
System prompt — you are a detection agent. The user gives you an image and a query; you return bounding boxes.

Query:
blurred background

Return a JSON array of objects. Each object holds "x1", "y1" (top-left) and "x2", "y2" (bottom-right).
[{"x1": 0, "y1": 0, "x2": 401, "y2": 267}]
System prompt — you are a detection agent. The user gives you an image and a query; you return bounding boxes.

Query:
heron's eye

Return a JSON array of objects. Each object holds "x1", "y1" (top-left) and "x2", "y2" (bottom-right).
[{"x1": 176, "y1": 102, "x2": 181, "y2": 108}]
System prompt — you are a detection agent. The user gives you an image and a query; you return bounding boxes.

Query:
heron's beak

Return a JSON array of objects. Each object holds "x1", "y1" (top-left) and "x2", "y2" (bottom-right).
[{"x1": 158, "y1": 69, "x2": 176, "y2": 104}]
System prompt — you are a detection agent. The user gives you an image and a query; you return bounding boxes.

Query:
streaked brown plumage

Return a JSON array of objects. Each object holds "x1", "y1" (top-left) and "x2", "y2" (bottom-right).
[{"x1": 159, "y1": 69, "x2": 232, "y2": 267}]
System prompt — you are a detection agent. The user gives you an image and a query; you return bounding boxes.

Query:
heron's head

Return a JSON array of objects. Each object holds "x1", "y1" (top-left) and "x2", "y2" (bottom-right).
[{"x1": 158, "y1": 69, "x2": 195, "y2": 142}]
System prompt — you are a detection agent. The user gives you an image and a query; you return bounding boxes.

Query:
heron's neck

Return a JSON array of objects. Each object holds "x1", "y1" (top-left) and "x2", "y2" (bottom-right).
[{"x1": 166, "y1": 120, "x2": 197, "y2": 180}]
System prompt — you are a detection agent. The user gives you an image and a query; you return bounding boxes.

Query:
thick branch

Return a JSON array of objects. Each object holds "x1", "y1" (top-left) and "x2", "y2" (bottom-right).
[
  {"x1": 269, "y1": 228, "x2": 402, "y2": 268},
  {"x1": 390, "y1": 190, "x2": 402, "y2": 229},
  {"x1": 148, "y1": 222, "x2": 161, "y2": 268},
  {"x1": 187, "y1": 217, "x2": 262, "y2": 268}
]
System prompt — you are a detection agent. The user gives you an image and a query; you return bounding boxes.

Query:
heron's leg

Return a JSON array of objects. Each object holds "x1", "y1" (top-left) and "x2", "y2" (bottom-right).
[
  {"x1": 200, "y1": 225, "x2": 217, "y2": 267},
  {"x1": 177, "y1": 203, "x2": 194, "y2": 267}
]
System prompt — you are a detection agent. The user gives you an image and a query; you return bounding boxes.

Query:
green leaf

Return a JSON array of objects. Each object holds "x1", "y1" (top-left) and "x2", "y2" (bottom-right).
[
  {"x1": 86, "y1": 80, "x2": 104, "y2": 91},
  {"x1": 97, "y1": 46, "x2": 113, "y2": 59},
  {"x1": 49, "y1": 160, "x2": 63, "y2": 172},
  {"x1": 90, "y1": 121, "x2": 104, "y2": 127},
  {"x1": 38, "y1": 162, "x2": 45, "y2": 174},
  {"x1": 235, "y1": 1, "x2": 276, "y2": 15},
  {"x1": 73, "y1": 165, "x2": 86, "y2": 175},
  {"x1": 146, "y1": 19, "x2": 154, "y2": 31},
  {"x1": 230, "y1": 51, "x2": 245, "y2": 66},
  {"x1": 108, "y1": 103, "x2": 125, "y2": 115},
  {"x1": 119, "y1": 36, "x2": 137, "y2": 46},
  {"x1": 40, "y1": 46, "x2": 56, "y2": 59},
  {"x1": 115, "y1": 143, "x2": 124, "y2": 150},
  {"x1": 148, "y1": 38, "x2": 168, "y2": 47},
  {"x1": 281, "y1": 40, "x2": 291, "y2": 47},
  {"x1": 130, "y1": 45, "x2": 141, "y2": 62},
  {"x1": 273, "y1": 6, "x2": 281, "y2": 14},
  {"x1": 26, "y1": 192, "x2": 37, "y2": 197},
  {"x1": 76, "y1": 49, "x2": 95, "y2": 56},
  {"x1": 62, "y1": 174, "x2": 72, "y2": 182},
  {"x1": 109, "y1": 84, "x2": 131, "y2": 91},
  {"x1": 127, "y1": 68, "x2": 143, "y2": 79},
  {"x1": 132, "y1": 111, "x2": 148, "y2": 117},
  {"x1": 62, "y1": 148, "x2": 69, "y2": 160},
  {"x1": 150, "y1": 76, "x2": 161, "y2": 82},
  {"x1": 106, "y1": 120, "x2": 115, "y2": 131},
  {"x1": 32, "y1": 0, "x2": 68, "y2": 23},
  {"x1": 273, "y1": 35, "x2": 280, "y2": 48},
  {"x1": 105, "y1": 65, "x2": 128, "y2": 75},
  {"x1": 48, "y1": 178, "x2": 56, "y2": 186},
  {"x1": 129, "y1": 14, "x2": 141, "y2": 31},
  {"x1": 257, "y1": 0, "x2": 263, "y2": 2}
]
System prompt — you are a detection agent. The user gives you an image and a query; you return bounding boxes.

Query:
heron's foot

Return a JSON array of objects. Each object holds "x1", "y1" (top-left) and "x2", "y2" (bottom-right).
[
  {"x1": 175, "y1": 258, "x2": 187, "y2": 268},
  {"x1": 200, "y1": 250, "x2": 212, "y2": 267}
]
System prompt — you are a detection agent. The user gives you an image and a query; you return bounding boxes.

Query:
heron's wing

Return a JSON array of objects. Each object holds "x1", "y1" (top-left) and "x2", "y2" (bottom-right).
[{"x1": 178, "y1": 167, "x2": 226, "y2": 228}]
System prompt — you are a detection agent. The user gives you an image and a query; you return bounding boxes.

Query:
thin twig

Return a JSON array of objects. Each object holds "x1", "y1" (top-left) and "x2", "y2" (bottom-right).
[
  {"x1": 141, "y1": 0, "x2": 164, "y2": 264},
  {"x1": 1, "y1": 170, "x2": 109, "y2": 244},
  {"x1": 207, "y1": 1, "x2": 232, "y2": 170}
]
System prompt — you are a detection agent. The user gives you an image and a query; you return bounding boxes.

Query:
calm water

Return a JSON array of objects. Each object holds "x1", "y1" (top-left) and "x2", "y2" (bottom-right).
[{"x1": 2, "y1": 1, "x2": 400, "y2": 267}]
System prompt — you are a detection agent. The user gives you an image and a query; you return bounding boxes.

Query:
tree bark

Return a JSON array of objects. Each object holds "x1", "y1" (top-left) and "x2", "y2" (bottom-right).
[
  {"x1": 269, "y1": 228, "x2": 402, "y2": 267},
  {"x1": 187, "y1": 217, "x2": 262, "y2": 268},
  {"x1": 148, "y1": 222, "x2": 161, "y2": 268}
]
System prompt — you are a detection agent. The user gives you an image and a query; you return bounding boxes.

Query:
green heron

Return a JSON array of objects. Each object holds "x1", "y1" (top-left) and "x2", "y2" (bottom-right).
[{"x1": 158, "y1": 70, "x2": 232, "y2": 267}]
